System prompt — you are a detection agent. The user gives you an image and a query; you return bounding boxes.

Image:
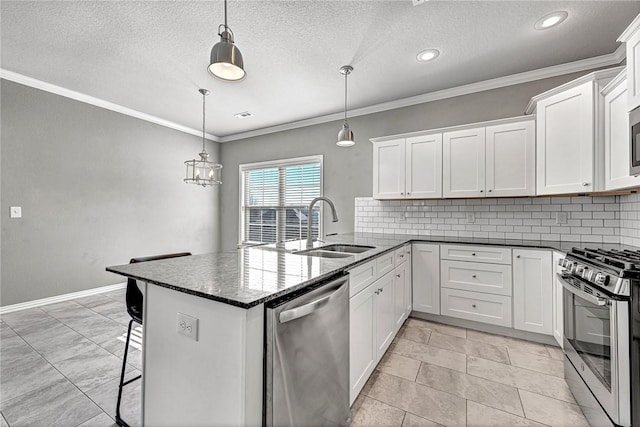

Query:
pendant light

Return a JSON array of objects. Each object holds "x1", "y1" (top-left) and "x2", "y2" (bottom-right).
[
  {"x1": 184, "y1": 89, "x2": 223, "y2": 187},
  {"x1": 337, "y1": 65, "x2": 355, "y2": 147},
  {"x1": 208, "y1": 0, "x2": 246, "y2": 82}
]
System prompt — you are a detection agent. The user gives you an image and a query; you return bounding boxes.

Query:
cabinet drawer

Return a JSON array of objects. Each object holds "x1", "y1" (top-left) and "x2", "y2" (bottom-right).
[
  {"x1": 376, "y1": 252, "x2": 395, "y2": 277},
  {"x1": 394, "y1": 245, "x2": 411, "y2": 266},
  {"x1": 441, "y1": 288, "x2": 512, "y2": 327},
  {"x1": 441, "y1": 260, "x2": 512, "y2": 296},
  {"x1": 441, "y1": 244, "x2": 512, "y2": 265},
  {"x1": 348, "y1": 259, "x2": 377, "y2": 298}
]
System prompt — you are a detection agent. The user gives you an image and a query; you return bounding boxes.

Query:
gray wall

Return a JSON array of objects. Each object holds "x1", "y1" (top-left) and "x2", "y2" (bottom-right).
[
  {"x1": 219, "y1": 70, "x2": 598, "y2": 251},
  {"x1": 1, "y1": 80, "x2": 221, "y2": 306}
]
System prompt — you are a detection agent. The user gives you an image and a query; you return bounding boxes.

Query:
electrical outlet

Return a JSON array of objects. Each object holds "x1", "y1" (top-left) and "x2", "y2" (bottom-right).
[
  {"x1": 177, "y1": 312, "x2": 198, "y2": 341},
  {"x1": 10, "y1": 207, "x2": 21, "y2": 218},
  {"x1": 466, "y1": 212, "x2": 476, "y2": 224},
  {"x1": 398, "y1": 212, "x2": 407, "y2": 222},
  {"x1": 556, "y1": 212, "x2": 568, "y2": 225}
]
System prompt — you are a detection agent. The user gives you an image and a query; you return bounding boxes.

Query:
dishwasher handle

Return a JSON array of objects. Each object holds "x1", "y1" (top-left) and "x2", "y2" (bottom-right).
[{"x1": 279, "y1": 277, "x2": 347, "y2": 324}]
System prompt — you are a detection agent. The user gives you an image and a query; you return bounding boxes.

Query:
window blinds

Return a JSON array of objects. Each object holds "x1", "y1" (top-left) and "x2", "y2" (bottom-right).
[{"x1": 242, "y1": 161, "x2": 321, "y2": 244}]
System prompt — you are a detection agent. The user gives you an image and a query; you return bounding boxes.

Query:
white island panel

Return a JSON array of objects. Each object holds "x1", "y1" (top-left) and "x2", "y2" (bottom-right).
[{"x1": 143, "y1": 284, "x2": 263, "y2": 426}]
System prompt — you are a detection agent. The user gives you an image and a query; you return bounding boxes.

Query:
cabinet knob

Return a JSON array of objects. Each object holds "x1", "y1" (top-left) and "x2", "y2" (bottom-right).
[
  {"x1": 401, "y1": 192, "x2": 404, "y2": 195},
  {"x1": 396, "y1": 274, "x2": 401, "y2": 278},
  {"x1": 488, "y1": 189, "x2": 492, "y2": 192},
  {"x1": 517, "y1": 255, "x2": 521, "y2": 258},
  {"x1": 635, "y1": 175, "x2": 639, "y2": 178},
  {"x1": 472, "y1": 304, "x2": 477, "y2": 308},
  {"x1": 472, "y1": 275, "x2": 477, "y2": 278},
  {"x1": 399, "y1": 254, "x2": 404, "y2": 258},
  {"x1": 582, "y1": 182, "x2": 590, "y2": 187},
  {"x1": 375, "y1": 290, "x2": 380, "y2": 295},
  {"x1": 472, "y1": 253, "x2": 476, "y2": 256},
  {"x1": 480, "y1": 190, "x2": 484, "y2": 193},
  {"x1": 407, "y1": 192, "x2": 411, "y2": 195}
]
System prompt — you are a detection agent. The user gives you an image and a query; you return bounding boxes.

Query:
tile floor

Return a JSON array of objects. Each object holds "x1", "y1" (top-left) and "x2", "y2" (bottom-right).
[
  {"x1": 352, "y1": 318, "x2": 588, "y2": 427},
  {"x1": 1, "y1": 293, "x2": 586, "y2": 427},
  {"x1": 0, "y1": 289, "x2": 140, "y2": 427}
]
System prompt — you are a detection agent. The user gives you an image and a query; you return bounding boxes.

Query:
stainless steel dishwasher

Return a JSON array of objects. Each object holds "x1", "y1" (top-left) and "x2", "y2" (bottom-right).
[{"x1": 265, "y1": 274, "x2": 351, "y2": 427}]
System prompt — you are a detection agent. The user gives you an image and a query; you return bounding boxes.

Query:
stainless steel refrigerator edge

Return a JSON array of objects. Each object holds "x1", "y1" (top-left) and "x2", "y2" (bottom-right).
[{"x1": 265, "y1": 274, "x2": 351, "y2": 427}]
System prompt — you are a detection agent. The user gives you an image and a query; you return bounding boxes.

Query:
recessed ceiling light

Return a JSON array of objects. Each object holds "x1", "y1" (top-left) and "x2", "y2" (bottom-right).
[
  {"x1": 534, "y1": 11, "x2": 568, "y2": 30},
  {"x1": 416, "y1": 49, "x2": 440, "y2": 63},
  {"x1": 234, "y1": 111, "x2": 253, "y2": 119}
]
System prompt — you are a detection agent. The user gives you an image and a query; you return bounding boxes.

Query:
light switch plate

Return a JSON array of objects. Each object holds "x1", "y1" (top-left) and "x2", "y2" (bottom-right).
[
  {"x1": 556, "y1": 212, "x2": 568, "y2": 225},
  {"x1": 10, "y1": 207, "x2": 22, "y2": 218},
  {"x1": 466, "y1": 212, "x2": 476, "y2": 224},
  {"x1": 177, "y1": 312, "x2": 198, "y2": 341}
]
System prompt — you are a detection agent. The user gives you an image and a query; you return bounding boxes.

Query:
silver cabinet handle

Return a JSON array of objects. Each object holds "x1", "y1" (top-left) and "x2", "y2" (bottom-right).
[
  {"x1": 472, "y1": 275, "x2": 477, "y2": 278},
  {"x1": 472, "y1": 304, "x2": 477, "y2": 308},
  {"x1": 279, "y1": 279, "x2": 346, "y2": 323},
  {"x1": 396, "y1": 274, "x2": 401, "y2": 278},
  {"x1": 582, "y1": 182, "x2": 590, "y2": 187},
  {"x1": 399, "y1": 254, "x2": 404, "y2": 258}
]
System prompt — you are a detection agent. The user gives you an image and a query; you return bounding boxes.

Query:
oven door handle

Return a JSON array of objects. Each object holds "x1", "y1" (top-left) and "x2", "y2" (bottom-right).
[{"x1": 557, "y1": 273, "x2": 609, "y2": 306}]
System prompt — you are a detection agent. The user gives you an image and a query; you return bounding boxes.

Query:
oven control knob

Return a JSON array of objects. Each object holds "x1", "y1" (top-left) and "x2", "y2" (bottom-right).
[
  {"x1": 582, "y1": 268, "x2": 592, "y2": 280},
  {"x1": 576, "y1": 265, "x2": 585, "y2": 275},
  {"x1": 594, "y1": 273, "x2": 609, "y2": 287}
]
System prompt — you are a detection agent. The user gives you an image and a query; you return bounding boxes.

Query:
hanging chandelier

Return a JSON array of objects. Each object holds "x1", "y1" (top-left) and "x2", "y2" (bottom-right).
[
  {"x1": 337, "y1": 65, "x2": 355, "y2": 147},
  {"x1": 184, "y1": 89, "x2": 222, "y2": 187},
  {"x1": 208, "y1": 0, "x2": 246, "y2": 82}
]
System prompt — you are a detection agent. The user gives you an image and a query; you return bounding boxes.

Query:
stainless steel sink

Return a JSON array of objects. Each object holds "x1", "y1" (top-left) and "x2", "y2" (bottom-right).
[
  {"x1": 294, "y1": 249, "x2": 353, "y2": 258},
  {"x1": 293, "y1": 244, "x2": 375, "y2": 258},
  {"x1": 317, "y1": 244, "x2": 375, "y2": 254}
]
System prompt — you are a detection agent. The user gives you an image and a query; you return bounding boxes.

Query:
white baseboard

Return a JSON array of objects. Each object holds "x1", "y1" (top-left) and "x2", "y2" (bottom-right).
[{"x1": 0, "y1": 282, "x2": 127, "y2": 315}]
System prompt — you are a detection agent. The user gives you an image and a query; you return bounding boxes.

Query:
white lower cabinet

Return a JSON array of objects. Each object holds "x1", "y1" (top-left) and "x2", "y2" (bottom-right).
[
  {"x1": 552, "y1": 251, "x2": 564, "y2": 347},
  {"x1": 349, "y1": 282, "x2": 376, "y2": 405},
  {"x1": 513, "y1": 249, "x2": 553, "y2": 335},
  {"x1": 393, "y1": 261, "x2": 410, "y2": 332},
  {"x1": 441, "y1": 287, "x2": 512, "y2": 327},
  {"x1": 374, "y1": 273, "x2": 396, "y2": 361},
  {"x1": 412, "y1": 243, "x2": 440, "y2": 315},
  {"x1": 348, "y1": 268, "x2": 399, "y2": 405}
]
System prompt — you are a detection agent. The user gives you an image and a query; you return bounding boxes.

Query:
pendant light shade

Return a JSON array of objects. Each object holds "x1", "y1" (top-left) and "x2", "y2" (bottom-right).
[
  {"x1": 184, "y1": 89, "x2": 223, "y2": 187},
  {"x1": 337, "y1": 65, "x2": 355, "y2": 147},
  {"x1": 208, "y1": 0, "x2": 246, "y2": 82}
]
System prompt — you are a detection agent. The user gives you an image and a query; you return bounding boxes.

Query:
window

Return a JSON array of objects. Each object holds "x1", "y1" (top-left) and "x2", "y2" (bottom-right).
[{"x1": 240, "y1": 156, "x2": 322, "y2": 244}]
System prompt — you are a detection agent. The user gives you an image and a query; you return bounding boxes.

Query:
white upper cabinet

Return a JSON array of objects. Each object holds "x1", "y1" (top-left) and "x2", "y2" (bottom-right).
[
  {"x1": 373, "y1": 139, "x2": 405, "y2": 199},
  {"x1": 618, "y1": 14, "x2": 640, "y2": 111},
  {"x1": 528, "y1": 68, "x2": 623, "y2": 195},
  {"x1": 603, "y1": 72, "x2": 639, "y2": 189},
  {"x1": 535, "y1": 81, "x2": 595, "y2": 195},
  {"x1": 372, "y1": 134, "x2": 442, "y2": 200},
  {"x1": 443, "y1": 127, "x2": 486, "y2": 198},
  {"x1": 405, "y1": 134, "x2": 443, "y2": 199},
  {"x1": 486, "y1": 120, "x2": 536, "y2": 197}
]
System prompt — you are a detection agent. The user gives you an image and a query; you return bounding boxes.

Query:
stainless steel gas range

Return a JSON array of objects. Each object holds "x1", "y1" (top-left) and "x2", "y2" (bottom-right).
[{"x1": 558, "y1": 247, "x2": 640, "y2": 427}]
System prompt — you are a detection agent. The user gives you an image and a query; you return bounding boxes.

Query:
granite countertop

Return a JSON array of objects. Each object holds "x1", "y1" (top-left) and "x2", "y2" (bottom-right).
[{"x1": 105, "y1": 232, "x2": 639, "y2": 309}]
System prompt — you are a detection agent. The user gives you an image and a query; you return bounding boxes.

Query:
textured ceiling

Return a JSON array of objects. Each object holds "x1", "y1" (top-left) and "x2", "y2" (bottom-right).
[{"x1": 2, "y1": 1, "x2": 640, "y2": 140}]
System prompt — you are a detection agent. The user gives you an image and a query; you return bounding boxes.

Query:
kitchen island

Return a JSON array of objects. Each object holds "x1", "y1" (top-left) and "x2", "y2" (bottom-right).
[{"x1": 105, "y1": 233, "x2": 596, "y2": 426}]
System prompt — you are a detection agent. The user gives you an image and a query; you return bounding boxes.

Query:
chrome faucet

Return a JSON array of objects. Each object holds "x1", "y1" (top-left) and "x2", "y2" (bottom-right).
[{"x1": 306, "y1": 197, "x2": 339, "y2": 248}]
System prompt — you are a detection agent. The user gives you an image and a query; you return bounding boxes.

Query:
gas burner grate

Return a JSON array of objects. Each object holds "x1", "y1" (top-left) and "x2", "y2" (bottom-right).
[{"x1": 571, "y1": 248, "x2": 640, "y2": 271}]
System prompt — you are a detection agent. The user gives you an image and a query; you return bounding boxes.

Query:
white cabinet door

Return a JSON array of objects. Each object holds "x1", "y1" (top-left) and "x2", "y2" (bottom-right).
[
  {"x1": 552, "y1": 251, "x2": 564, "y2": 348},
  {"x1": 513, "y1": 249, "x2": 553, "y2": 335},
  {"x1": 412, "y1": 243, "x2": 440, "y2": 315},
  {"x1": 393, "y1": 264, "x2": 408, "y2": 333},
  {"x1": 443, "y1": 128, "x2": 486, "y2": 198},
  {"x1": 406, "y1": 134, "x2": 442, "y2": 199},
  {"x1": 625, "y1": 28, "x2": 640, "y2": 110},
  {"x1": 486, "y1": 120, "x2": 536, "y2": 197},
  {"x1": 605, "y1": 77, "x2": 639, "y2": 189},
  {"x1": 373, "y1": 139, "x2": 405, "y2": 199},
  {"x1": 404, "y1": 247, "x2": 412, "y2": 317},
  {"x1": 536, "y1": 81, "x2": 595, "y2": 195},
  {"x1": 349, "y1": 283, "x2": 376, "y2": 405},
  {"x1": 374, "y1": 273, "x2": 396, "y2": 361}
]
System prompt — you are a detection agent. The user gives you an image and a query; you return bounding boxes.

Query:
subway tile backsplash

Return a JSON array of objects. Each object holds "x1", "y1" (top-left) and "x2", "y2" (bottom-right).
[
  {"x1": 620, "y1": 193, "x2": 640, "y2": 247},
  {"x1": 354, "y1": 195, "x2": 629, "y2": 245}
]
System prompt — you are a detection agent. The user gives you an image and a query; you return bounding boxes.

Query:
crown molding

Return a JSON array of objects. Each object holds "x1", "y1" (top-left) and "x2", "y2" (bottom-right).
[
  {"x1": 0, "y1": 69, "x2": 221, "y2": 143},
  {"x1": 1, "y1": 44, "x2": 626, "y2": 144},
  {"x1": 617, "y1": 13, "x2": 640, "y2": 42},
  {"x1": 218, "y1": 47, "x2": 626, "y2": 142}
]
